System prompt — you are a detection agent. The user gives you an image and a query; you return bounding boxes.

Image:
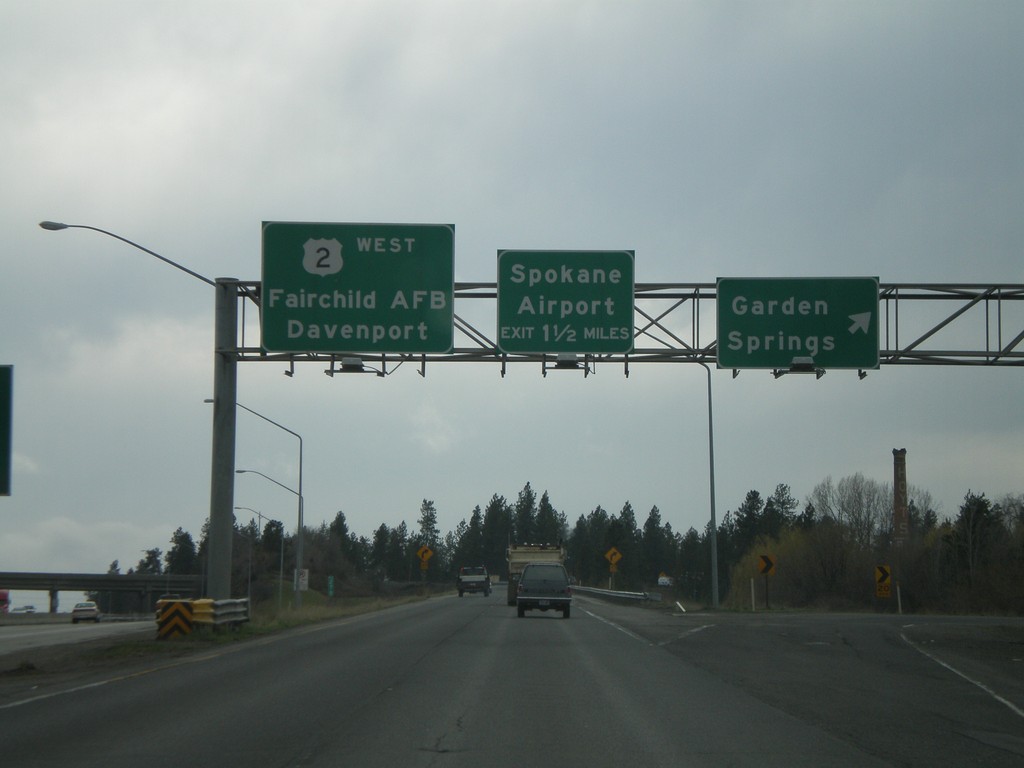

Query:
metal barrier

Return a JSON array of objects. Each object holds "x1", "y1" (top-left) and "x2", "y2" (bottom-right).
[
  {"x1": 572, "y1": 585, "x2": 656, "y2": 602},
  {"x1": 155, "y1": 598, "x2": 248, "y2": 639},
  {"x1": 156, "y1": 599, "x2": 194, "y2": 639},
  {"x1": 192, "y1": 598, "x2": 249, "y2": 627}
]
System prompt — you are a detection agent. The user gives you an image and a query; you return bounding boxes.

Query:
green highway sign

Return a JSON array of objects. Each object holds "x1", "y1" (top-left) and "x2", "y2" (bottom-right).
[
  {"x1": 717, "y1": 277, "x2": 879, "y2": 370},
  {"x1": 497, "y1": 250, "x2": 635, "y2": 354},
  {"x1": 1, "y1": 366, "x2": 11, "y2": 495},
  {"x1": 261, "y1": 222, "x2": 454, "y2": 353}
]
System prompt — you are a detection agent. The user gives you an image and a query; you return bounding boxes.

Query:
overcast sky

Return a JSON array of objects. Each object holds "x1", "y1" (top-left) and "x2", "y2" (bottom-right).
[{"x1": 2, "y1": 1, "x2": 1022, "y2": 609}]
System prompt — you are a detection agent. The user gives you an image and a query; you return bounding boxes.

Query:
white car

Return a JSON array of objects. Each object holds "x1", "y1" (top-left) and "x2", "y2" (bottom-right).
[{"x1": 71, "y1": 601, "x2": 101, "y2": 623}]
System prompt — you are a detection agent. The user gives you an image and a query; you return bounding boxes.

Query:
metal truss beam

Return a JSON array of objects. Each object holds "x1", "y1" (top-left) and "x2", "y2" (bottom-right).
[{"x1": 230, "y1": 281, "x2": 1024, "y2": 374}]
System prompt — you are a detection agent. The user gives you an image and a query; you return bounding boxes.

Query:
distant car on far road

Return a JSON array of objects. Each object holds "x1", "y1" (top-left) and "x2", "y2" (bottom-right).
[
  {"x1": 10, "y1": 605, "x2": 36, "y2": 614},
  {"x1": 71, "y1": 601, "x2": 101, "y2": 623}
]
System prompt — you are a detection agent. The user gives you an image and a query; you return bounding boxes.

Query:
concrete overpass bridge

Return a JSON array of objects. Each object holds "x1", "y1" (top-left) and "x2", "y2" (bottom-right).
[{"x1": 0, "y1": 572, "x2": 203, "y2": 613}]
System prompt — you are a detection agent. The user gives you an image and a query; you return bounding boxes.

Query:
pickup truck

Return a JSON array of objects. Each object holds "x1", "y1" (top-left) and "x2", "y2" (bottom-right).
[{"x1": 456, "y1": 566, "x2": 491, "y2": 597}]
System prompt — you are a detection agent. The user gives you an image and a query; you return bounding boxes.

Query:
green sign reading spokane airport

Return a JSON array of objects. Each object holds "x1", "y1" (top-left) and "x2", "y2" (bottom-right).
[
  {"x1": 497, "y1": 250, "x2": 635, "y2": 354},
  {"x1": 261, "y1": 222, "x2": 454, "y2": 354},
  {"x1": 717, "y1": 277, "x2": 879, "y2": 370}
]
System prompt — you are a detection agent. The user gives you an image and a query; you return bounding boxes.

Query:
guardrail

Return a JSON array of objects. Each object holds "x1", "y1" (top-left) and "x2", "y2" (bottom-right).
[
  {"x1": 573, "y1": 586, "x2": 659, "y2": 603},
  {"x1": 192, "y1": 598, "x2": 249, "y2": 627},
  {"x1": 156, "y1": 598, "x2": 248, "y2": 639}
]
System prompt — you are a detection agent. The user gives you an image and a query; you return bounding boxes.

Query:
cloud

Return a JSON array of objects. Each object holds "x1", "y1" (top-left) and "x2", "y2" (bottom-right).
[
  {"x1": 2, "y1": 2, "x2": 1021, "y2": 577},
  {"x1": 411, "y1": 402, "x2": 459, "y2": 454}
]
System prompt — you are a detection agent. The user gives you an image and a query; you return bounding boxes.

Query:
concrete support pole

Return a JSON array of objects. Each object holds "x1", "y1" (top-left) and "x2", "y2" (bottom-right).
[{"x1": 207, "y1": 279, "x2": 238, "y2": 599}]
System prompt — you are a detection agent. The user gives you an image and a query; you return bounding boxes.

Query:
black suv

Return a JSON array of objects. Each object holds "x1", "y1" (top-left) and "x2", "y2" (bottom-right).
[{"x1": 516, "y1": 562, "x2": 572, "y2": 618}]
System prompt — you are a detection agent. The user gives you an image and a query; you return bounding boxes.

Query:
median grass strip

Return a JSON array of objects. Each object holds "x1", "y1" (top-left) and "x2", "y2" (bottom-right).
[{"x1": 1, "y1": 591, "x2": 438, "y2": 684}]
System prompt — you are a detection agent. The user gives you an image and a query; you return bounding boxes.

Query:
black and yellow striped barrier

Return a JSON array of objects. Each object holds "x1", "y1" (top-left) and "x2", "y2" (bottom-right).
[{"x1": 156, "y1": 599, "x2": 194, "y2": 639}]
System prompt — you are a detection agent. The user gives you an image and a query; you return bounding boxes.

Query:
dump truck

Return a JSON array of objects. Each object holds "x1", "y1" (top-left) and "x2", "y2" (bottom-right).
[{"x1": 506, "y1": 543, "x2": 566, "y2": 606}]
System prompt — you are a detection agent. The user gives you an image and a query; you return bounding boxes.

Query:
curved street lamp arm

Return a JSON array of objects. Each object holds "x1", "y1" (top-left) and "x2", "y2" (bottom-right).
[{"x1": 39, "y1": 221, "x2": 216, "y2": 287}]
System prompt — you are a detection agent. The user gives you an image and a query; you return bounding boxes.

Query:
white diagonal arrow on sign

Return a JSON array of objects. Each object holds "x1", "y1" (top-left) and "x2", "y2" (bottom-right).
[{"x1": 848, "y1": 312, "x2": 872, "y2": 335}]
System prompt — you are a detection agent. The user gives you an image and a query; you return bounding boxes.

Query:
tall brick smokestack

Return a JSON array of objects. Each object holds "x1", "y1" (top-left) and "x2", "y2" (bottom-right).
[{"x1": 893, "y1": 448, "x2": 909, "y2": 545}]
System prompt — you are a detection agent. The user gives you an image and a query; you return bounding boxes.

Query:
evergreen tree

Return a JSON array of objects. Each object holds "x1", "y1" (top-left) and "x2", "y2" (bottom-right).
[
  {"x1": 513, "y1": 483, "x2": 538, "y2": 544},
  {"x1": 371, "y1": 523, "x2": 390, "y2": 575},
  {"x1": 678, "y1": 527, "x2": 706, "y2": 601},
  {"x1": 137, "y1": 548, "x2": 163, "y2": 575},
  {"x1": 463, "y1": 506, "x2": 485, "y2": 564},
  {"x1": 534, "y1": 491, "x2": 565, "y2": 544},
  {"x1": 481, "y1": 494, "x2": 511, "y2": 576},
  {"x1": 733, "y1": 489, "x2": 765, "y2": 557},
  {"x1": 641, "y1": 506, "x2": 671, "y2": 584},
  {"x1": 612, "y1": 501, "x2": 641, "y2": 589},
  {"x1": 388, "y1": 521, "x2": 411, "y2": 580},
  {"x1": 949, "y1": 491, "x2": 1003, "y2": 588},
  {"x1": 417, "y1": 500, "x2": 441, "y2": 548},
  {"x1": 165, "y1": 527, "x2": 198, "y2": 575},
  {"x1": 764, "y1": 483, "x2": 797, "y2": 538},
  {"x1": 565, "y1": 514, "x2": 586, "y2": 582},
  {"x1": 261, "y1": 519, "x2": 285, "y2": 576}
]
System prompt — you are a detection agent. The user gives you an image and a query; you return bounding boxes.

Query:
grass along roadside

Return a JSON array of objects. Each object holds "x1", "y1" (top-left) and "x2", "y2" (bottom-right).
[{"x1": 0, "y1": 590, "x2": 441, "y2": 686}]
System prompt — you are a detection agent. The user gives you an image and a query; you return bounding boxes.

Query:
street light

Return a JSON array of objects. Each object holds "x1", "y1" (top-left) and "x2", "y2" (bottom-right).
[
  {"x1": 208, "y1": 399, "x2": 304, "y2": 606},
  {"x1": 695, "y1": 361, "x2": 720, "y2": 609},
  {"x1": 236, "y1": 468, "x2": 305, "y2": 607},
  {"x1": 235, "y1": 506, "x2": 285, "y2": 613},
  {"x1": 40, "y1": 220, "x2": 240, "y2": 601},
  {"x1": 39, "y1": 222, "x2": 216, "y2": 286}
]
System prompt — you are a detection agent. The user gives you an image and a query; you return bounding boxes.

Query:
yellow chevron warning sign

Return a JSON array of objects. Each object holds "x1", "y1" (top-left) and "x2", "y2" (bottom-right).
[
  {"x1": 157, "y1": 599, "x2": 194, "y2": 639},
  {"x1": 875, "y1": 565, "x2": 892, "y2": 598}
]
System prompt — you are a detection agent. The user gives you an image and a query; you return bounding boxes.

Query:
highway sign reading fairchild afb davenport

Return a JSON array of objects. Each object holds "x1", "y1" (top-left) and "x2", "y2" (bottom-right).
[
  {"x1": 717, "y1": 277, "x2": 879, "y2": 370},
  {"x1": 261, "y1": 222, "x2": 454, "y2": 354}
]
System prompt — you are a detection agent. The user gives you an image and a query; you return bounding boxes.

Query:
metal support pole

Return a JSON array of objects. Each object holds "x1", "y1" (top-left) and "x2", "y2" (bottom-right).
[
  {"x1": 207, "y1": 279, "x2": 238, "y2": 599},
  {"x1": 697, "y1": 362, "x2": 720, "y2": 609},
  {"x1": 234, "y1": 404, "x2": 303, "y2": 608},
  {"x1": 38, "y1": 222, "x2": 237, "y2": 599}
]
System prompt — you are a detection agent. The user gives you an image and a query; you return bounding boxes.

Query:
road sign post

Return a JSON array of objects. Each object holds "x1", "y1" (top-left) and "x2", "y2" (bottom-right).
[
  {"x1": 417, "y1": 545, "x2": 434, "y2": 577},
  {"x1": 759, "y1": 555, "x2": 776, "y2": 609},
  {"x1": 605, "y1": 546, "x2": 623, "y2": 589},
  {"x1": 497, "y1": 250, "x2": 634, "y2": 354},
  {"x1": 261, "y1": 222, "x2": 454, "y2": 354},
  {"x1": 0, "y1": 366, "x2": 10, "y2": 496},
  {"x1": 717, "y1": 277, "x2": 879, "y2": 370}
]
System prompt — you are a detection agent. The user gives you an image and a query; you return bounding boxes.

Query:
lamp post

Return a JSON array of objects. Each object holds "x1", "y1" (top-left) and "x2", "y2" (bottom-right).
[
  {"x1": 40, "y1": 220, "x2": 239, "y2": 601},
  {"x1": 236, "y1": 469, "x2": 305, "y2": 607},
  {"x1": 695, "y1": 361, "x2": 720, "y2": 609},
  {"x1": 235, "y1": 506, "x2": 285, "y2": 613},
  {"x1": 209, "y1": 399, "x2": 303, "y2": 606}
]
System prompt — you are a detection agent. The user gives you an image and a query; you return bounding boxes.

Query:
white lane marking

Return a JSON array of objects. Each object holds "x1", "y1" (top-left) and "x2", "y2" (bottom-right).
[
  {"x1": 583, "y1": 609, "x2": 715, "y2": 648},
  {"x1": 584, "y1": 610, "x2": 651, "y2": 645},
  {"x1": 658, "y1": 624, "x2": 714, "y2": 647},
  {"x1": 901, "y1": 632, "x2": 1024, "y2": 720}
]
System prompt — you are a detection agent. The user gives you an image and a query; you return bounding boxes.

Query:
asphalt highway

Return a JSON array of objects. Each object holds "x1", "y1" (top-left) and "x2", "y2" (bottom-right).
[
  {"x1": 0, "y1": 617, "x2": 152, "y2": 656},
  {"x1": 1, "y1": 594, "x2": 1021, "y2": 766}
]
